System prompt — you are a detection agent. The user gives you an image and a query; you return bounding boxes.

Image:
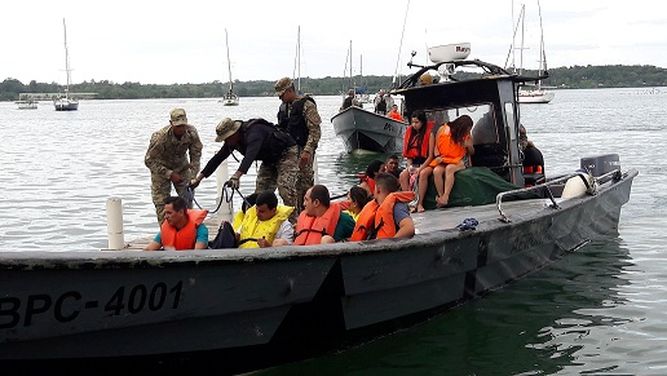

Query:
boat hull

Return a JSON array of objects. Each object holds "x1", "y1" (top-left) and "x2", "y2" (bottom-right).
[
  {"x1": 331, "y1": 106, "x2": 406, "y2": 153},
  {"x1": 54, "y1": 99, "x2": 79, "y2": 111},
  {"x1": 518, "y1": 89, "x2": 555, "y2": 104},
  {"x1": 0, "y1": 169, "x2": 636, "y2": 372}
]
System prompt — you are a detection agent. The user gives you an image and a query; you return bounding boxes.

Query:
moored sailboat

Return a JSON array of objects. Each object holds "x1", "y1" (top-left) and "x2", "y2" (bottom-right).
[
  {"x1": 54, "y1": 18, "x2": 79, "y2": 111},
  {"x1": 220, "y1": 28, "x2": 239, "y2": 106}
]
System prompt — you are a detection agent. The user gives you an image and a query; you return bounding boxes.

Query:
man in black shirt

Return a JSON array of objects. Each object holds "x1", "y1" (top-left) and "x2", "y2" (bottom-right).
[
  {"x1": 340, "y1": 89, "x2": 360, "y2": 111},
  {"x1": 190, "y1": 118, "x2": 300, "y2": 214},
  {"x1": 519, "y1": 124, "x2": 545, "y2": 186}
]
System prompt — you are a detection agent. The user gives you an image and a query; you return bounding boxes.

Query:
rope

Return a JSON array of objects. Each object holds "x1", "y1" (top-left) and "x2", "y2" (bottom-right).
[
  {"x1": 185, "y1": 181, "x2": 251, "y2": 216},
  {"x1": 330, "y1": 191, "x2": 349, "y2": 201}
]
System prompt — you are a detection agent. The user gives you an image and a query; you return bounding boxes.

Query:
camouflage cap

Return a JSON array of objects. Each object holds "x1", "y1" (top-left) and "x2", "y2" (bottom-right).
[
  {"x1": 170, "y1": 108, "x2": 188, "y2": 126},
  {"x1": 274, "y1": 77, "x2": 294, "y2": 96},
  {"x1": 215, "y1": 118, "x2": 241, "y2": 142}
]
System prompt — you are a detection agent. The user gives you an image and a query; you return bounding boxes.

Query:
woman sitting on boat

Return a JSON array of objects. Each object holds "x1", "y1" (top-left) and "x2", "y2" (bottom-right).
[
  {"x1": 344, "y1": 186, "x2": 371, "y2": 222},
  {"x1": 358, "y1": 159, "x2": 385, "y2": 197},
  {"x1": 429, "y1": 115, "x2": 475, "y2": 208},
  {"x1": 400, "y1": 111, "x2": 435, "y2": 213}
]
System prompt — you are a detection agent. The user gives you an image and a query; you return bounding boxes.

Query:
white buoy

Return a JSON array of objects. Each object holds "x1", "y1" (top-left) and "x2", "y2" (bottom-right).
[
  {"x1": 561, "y1": 174, "x2": 591, "y2": 199},
  {"x1": 106, "y1": 197, "x2": 125, "y2": 249}
]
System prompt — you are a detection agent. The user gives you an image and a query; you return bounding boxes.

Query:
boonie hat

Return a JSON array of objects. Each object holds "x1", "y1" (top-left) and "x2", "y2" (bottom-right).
[
  {"x1": 216, "y1": 118, "x2": 241, "y2": 142},
  {"x1": 170, "y1": 108, "x2": 188, "y2": 126},
  {"x1": 274, "y1": 77, "x2": 294, "y2": 96}
]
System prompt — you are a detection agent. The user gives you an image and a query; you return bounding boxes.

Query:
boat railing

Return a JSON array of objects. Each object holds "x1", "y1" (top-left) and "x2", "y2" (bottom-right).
[{"x1": 495, "y1": 168, "x2": 621, "y2": 223}]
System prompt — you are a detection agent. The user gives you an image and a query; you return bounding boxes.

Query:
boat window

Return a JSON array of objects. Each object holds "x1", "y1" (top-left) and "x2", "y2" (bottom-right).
[
  {"x1": 425, "y1": 104, "x2": 498, "y2": 145},
  {"x1": 504, "y1": 102, "x2": 516, "y2": 142}
]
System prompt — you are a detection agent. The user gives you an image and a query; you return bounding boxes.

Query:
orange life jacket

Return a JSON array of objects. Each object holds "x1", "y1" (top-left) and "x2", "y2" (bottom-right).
[
  {"x1": 351, "y1": 191, "x2": 415, "y2": 241},
  {"x1": 430, "y1": 124, "x2": 468, "y2": 166},
  {"x1": 388, "y1": 110, "x2": 404, "y2": 122},
  {"x1": 523, "y1": 165, "x2": 543, "y2": 174},
  {"x1": 402, "y1": 122, "x2": 433, "y2": 161},
  {"x1": 160, "y1": 209, "x2": 208, "y2": 250},
  {"x1": 359, "y1": 175, "x2": 376, "y2": 195},
  {"x1": 294, "y1": 203, "x2": 341, "y2": 245}
]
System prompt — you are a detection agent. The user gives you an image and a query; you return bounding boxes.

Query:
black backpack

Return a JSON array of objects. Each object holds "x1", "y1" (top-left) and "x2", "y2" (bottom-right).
[{"x1": 208, "y1": 221, "x2": 237, "y2": 249}]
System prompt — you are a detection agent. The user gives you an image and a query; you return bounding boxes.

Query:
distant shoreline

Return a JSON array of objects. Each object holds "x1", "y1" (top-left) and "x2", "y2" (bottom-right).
[{"x1": 2, "y1": 64, "x2": 665, "y2": 102}]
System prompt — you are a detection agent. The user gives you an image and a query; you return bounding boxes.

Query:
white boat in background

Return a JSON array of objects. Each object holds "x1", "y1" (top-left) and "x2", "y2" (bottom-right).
[
  {"x1": 54, "y1": 18, "x2": 79, "y2": 111},
  {"x1": 220, "y1": 28, "x2": 239, "y2": 106},
  {"x1": 16, "y1": 98, "x2": 38, "y2": 110},
  {"x1": 519, "y1": 86, "x2": 555, "y2": 103},
  {"x1": 506, "y1": 1, "x2": 555, "y2": 104}
]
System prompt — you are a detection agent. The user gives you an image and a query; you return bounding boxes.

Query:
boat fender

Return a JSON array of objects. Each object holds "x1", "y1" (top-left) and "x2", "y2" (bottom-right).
[{"x1": 561, "y1": 172, "x2": 595, "y2": 199}]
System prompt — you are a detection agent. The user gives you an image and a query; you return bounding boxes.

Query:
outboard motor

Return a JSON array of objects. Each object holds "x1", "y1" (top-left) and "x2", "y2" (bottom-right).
[{"x1": 580, "y1": 154, "x2": 620, "y2": 177}]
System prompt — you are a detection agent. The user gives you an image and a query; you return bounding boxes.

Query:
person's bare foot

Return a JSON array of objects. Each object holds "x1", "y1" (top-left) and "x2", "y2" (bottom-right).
[
  {"x1": 436, "y1": 196, "x2": 448, "y2": 208},
  {"x1": 416, "y1": 205, "x2": 426, "y2": 213}
]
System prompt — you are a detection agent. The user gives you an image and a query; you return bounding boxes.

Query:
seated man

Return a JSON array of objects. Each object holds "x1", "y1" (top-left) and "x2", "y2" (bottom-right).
[
  {"x1": 294, "y1": 185, "x2": 355, "y2": 245},
  {"x1": 387, "y1": 104, "x2": 404, "y2": 122},
  {"x1": 383, "y1": 154, "x2": 402, "y2": 179},
  {"x1": 232, "y1": 193, "x2": 258, "y2": 231},
  {"x1": 237, "y1": 191, "x2": 294, "y2": 248},
  {"x1": 145, "y1": 196, "x2": 209, "y2": 251},
  {"x1": 351, "y1": 173, "x2": 415, "y2": 241},
  {"x1": 519, "y1": 124, "x2": 545, "y2": 186}
]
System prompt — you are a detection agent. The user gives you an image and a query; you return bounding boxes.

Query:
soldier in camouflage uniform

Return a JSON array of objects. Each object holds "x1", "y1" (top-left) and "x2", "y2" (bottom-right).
[
  {"x1": 190, "y1": 118, "x2": 299, "y2": 221},
  {"x1": 145, "y1": 108, "x2": 203, "y2": 224},
  {"x1": 274, "y1": 77, "x2": 322, "y2": 213}
]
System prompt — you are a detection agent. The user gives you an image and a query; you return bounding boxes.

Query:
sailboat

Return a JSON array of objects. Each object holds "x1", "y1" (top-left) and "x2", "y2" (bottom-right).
[
  {"x1": 519, "y1": 0, "x2": 554, "y2": 103},
  {"x1": 220, "y1": 28, "x2": 239, "y2": 106},
  {"x1": 54, "y1": 18, "x2": 79, "y2": 111},
  {"x1": 506, "y1": 1, "x2": 555, "y2": 104}
]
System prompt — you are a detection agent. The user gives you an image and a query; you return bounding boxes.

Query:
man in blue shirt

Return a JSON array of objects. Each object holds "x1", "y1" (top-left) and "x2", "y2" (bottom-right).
[{"x1": 145, "y1": 196, "x2": 209, "y2": 251}]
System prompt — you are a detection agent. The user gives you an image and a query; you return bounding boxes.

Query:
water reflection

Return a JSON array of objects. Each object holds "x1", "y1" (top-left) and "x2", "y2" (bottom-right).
[{"x1": 257, "y1": 239, "x2": 633, "y2": 375}]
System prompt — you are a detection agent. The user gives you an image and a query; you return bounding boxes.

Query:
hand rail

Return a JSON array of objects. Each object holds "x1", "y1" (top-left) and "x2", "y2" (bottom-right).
[{"x1": 495, "y1": 169, "x2": 606, "y2": 223}]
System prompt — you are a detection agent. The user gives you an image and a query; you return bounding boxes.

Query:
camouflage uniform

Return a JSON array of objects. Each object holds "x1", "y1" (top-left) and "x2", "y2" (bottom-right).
[
  {"x1": 256, "y1": 145, "x2": 300, "y2": 222},
  {"x1": 145, "y1": 124, "x2": 203, "y2": 223},
  {"x1": 275, "y1": 77, "x2": 322, "y2": 213},
  {"x1": 297, "y1": 100, "x2": 322, "y2": 211}
]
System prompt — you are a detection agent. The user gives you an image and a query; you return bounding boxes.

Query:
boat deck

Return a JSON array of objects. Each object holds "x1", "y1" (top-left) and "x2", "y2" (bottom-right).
[{"x1": 123, "y1": 199, "x2": 550, "y2": 251}]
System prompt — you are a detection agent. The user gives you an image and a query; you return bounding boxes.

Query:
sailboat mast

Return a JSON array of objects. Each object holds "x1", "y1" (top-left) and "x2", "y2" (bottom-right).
[
  {"x1": 225, "y1": 28, "x2": 233, "y2": 92},
  {"x1": 511, "y1": 0, "x2": 515, "y2": 72},
  {"x1": 392, "y1": 0, "x2": 410, "y2": 85},
  {"x1": 349, "y1": 40, "x2": 353, "y2": 88},
  {"x1": 63, "y1": 18, "x2": 71, "y2": 99},
  {"x1": 297, "y1": 25, "x2": 301, "y2": 93},
  {"x1": 537, "y1": 0, "x2": 546, "y2": 88},
  {"x1": 519, "y1": 4, "x2": 525, "y2": 76}
]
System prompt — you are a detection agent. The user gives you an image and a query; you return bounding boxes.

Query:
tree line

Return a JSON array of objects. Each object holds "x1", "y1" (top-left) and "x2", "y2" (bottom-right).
[{"x1": 2, "y1": 64, "x2": 666, "y2": 102}]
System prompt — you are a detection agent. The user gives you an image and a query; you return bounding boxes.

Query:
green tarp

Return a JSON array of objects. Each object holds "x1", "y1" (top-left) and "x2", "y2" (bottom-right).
[{"x1": 422, "y1": 167, "x2": 520, "y2": 210}]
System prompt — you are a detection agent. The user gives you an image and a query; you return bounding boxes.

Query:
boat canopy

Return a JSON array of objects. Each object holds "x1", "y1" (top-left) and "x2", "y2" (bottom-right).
[{"x1": 394, "y1": 59, "x2": 544, "y2": 187}]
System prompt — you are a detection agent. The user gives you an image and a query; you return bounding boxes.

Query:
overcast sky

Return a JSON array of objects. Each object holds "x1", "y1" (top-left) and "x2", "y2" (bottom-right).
[{"x1": 2, "y1": 0, "x2": 665, "y2": 85}]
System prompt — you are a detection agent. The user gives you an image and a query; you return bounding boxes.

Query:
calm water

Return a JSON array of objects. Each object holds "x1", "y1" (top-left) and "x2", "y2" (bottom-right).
[{"x1": 1, "y1": 88, "x2": 666, "y2": 375}]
